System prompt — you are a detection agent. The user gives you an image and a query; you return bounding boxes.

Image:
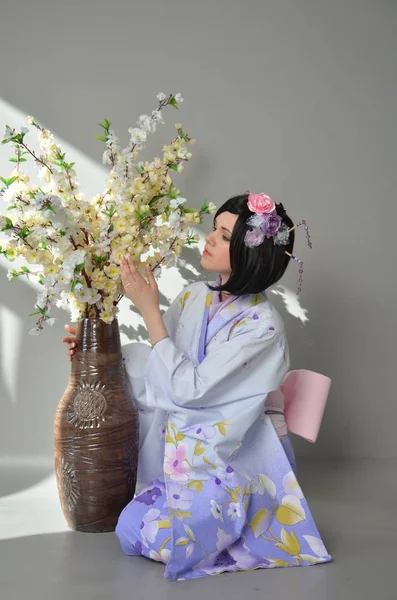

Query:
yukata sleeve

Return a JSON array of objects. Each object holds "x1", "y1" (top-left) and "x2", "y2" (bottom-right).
[
  {"x1": 144, "y1": 322, "x2": 289, "y2": 410},
  {"x1": 161, "y1": 283, "x2": 194, "y2": 338},
  {"x1": 121, "y1": 284, "x2": 191, "y2": 408}
]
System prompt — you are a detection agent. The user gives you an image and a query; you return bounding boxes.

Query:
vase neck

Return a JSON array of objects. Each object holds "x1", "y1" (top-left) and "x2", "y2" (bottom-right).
[{"x1": 71, "y1": 319, "x2": 123, "y2": 373}]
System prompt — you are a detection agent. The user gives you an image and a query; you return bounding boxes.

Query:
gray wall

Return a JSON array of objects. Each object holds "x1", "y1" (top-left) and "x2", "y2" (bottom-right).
[{"x1": 0, "y1": 0, "x2": 396, "y2": 460}]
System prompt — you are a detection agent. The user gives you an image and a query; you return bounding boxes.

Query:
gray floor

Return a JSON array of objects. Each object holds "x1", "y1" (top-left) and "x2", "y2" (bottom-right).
[{"x1": 0, "y1": 458, "x2": 395, "y2": 600}]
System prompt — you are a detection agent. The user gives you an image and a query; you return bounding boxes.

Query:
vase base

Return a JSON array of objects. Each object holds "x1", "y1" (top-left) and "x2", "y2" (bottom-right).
[{"x1": 71, "y1": 522, "x2": 118, "y2": 533}]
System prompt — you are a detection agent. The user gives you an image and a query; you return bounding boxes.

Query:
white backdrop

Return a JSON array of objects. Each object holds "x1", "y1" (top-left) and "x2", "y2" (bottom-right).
[{"x1": 0, "y1": 0, "x2": 396, "y2": 469}]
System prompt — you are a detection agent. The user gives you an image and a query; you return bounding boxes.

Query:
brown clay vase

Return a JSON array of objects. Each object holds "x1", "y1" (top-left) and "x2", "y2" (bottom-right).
[{"x1": 54, "y1": 318, "x2": 139, "y2": 532}]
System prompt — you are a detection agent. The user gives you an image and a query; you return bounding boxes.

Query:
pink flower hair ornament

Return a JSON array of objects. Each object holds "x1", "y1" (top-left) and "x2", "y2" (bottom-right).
[{"x1": 244, "y1": 192, "x2": 312, "y2": 294}]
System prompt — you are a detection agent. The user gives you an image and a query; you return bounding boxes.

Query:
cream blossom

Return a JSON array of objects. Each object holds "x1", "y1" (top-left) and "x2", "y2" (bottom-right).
[{"x1": 1, "y1": 93, "x2": 214, "y2": 333}]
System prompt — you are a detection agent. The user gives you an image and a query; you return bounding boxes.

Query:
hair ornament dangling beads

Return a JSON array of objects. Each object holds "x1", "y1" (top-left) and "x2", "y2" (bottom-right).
[{"x1": 244, "y1": 192, "x2": 312, "y2": 294}]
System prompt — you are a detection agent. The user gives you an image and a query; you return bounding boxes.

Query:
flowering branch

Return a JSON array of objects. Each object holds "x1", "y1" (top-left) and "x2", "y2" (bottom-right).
[{"x1": 1, "y1": 93, "x2": 216, "y2": 334}]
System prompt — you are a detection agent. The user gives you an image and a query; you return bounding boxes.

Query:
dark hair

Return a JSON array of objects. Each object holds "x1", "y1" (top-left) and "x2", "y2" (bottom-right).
[{"x1": 207, "y1": 194, "x2": 295, "y2": 295}]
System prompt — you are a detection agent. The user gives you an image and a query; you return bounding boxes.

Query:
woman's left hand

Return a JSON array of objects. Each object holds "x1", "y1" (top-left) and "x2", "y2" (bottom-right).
[{"x1": 120, "y1": 256, "x2": 159, "y2": 316}]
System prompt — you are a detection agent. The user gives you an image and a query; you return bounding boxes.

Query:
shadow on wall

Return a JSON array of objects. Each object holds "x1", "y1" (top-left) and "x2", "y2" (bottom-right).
[{"x1": 119, "y1": 245, "x2": 203, "y2": 342}]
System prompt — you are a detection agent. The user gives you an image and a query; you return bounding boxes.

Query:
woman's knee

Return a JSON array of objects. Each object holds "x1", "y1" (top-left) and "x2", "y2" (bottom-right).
[{"x1": 115, "y1": 503, "x2": 141, "y2": 556}]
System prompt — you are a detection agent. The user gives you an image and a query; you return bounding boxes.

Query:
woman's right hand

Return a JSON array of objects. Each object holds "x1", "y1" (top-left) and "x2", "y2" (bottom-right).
[{"x1": 62, "y1": 324, "x2": 77, "y2": 361}]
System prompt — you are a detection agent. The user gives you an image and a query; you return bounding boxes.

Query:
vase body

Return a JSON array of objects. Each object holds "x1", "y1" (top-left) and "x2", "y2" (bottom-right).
[{"x1": 54, "y1": 318, "x2": 139, "y2": 532}]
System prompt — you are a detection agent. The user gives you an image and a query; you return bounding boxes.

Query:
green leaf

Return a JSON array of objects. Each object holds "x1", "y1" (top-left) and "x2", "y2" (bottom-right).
[
  {"x1": 0, "y1": 176, "x2": 18, "y2": 188},
  {"x1": 97, "y1": 118, "x2": 112, "y2": 130},
  {"x1": 19, "y1": 225, "x2": 33, "y2": 239},
  {"x1": 93, "y1": 254, "x2": 107, "y2": 267},
  {"x1": 9, "y1": 157, "x2": 27, "y2": 163},
  {"x1": 1, "y1": 217, "x2": 14, "y2": 231},
  {"x1": 167, "y1": 182, "x2": 177, "y2": 200},
  {"x1": 74, "y1": 264, "x2": 84, "y2": 275},
  {"x1": 95, "y1": 135, "x2": 108, "y2": 142},
  {"x1": 168, "y1": 164, "x2": 179, "y2": 171},
  {"x1": 71, "y1": 279, "x2": 80, "y2": 293},
  {"x1": 21, "y1": 266, "x2": 30, "y2": 273},
  {"x1": 40, "y1": 203, "x2": 56, "y2": 214}
]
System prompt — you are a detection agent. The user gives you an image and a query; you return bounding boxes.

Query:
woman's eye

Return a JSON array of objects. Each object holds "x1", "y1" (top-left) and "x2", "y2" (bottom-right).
[{"x1": 222, "y1": 236, "x2": 230, "y2": 242}]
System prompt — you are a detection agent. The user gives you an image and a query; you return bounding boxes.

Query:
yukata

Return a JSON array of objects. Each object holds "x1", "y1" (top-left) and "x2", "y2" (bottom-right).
[{"x1": 117, "y1": 281, "x2": 331, "y2": 580}]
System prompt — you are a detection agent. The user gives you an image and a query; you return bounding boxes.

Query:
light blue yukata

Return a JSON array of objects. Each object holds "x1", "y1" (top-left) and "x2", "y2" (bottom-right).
[{"x1": 117, "y1": 281, "x2": 331, "y2": 580}]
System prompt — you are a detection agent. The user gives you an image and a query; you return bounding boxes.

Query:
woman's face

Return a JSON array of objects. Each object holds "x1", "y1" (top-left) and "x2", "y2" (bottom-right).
[{"x1": 200, "y1": 211, "x2": 238, "y2": 284}]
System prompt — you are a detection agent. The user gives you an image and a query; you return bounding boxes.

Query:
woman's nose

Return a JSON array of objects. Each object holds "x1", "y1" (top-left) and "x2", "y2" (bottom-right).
[{"x1": 205, "y1": 232, "x2": 215, "y2": 245}]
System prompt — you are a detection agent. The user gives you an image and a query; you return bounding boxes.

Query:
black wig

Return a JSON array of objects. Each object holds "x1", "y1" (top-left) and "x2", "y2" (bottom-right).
[{"x1": 208, "y1": 194, "x2": 295, "y2": 295}]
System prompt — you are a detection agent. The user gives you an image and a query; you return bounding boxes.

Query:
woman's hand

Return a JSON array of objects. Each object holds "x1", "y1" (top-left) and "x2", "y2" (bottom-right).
[
  {"x1": 120, "y1": 256, "x2": 168, "y2": 346},
  {"x1": 120, "y1": 256, "x2": 159, "y2": 317},
  {"x1": 62, "y1": 324, "x2": 77, "y2": 361}
]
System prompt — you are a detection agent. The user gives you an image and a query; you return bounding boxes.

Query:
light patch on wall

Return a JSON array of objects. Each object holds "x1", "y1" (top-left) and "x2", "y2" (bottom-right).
[
  {"x1": 271, "y1": 285, "x2": 309, "y2": 324},
  {"x1": 0, "y1": 306, "x2": 23, "y2": 406}
]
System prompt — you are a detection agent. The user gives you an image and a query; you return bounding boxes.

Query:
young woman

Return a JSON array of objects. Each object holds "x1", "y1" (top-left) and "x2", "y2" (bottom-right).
[{"x1": 63, "y1": 193, "x2": 331, "y2": 580}]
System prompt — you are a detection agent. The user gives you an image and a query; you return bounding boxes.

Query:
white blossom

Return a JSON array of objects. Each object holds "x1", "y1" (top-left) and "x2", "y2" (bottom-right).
[
  {"x1": 74, "y1": 285, "x2": 91, "y2": 303},
  {"x1": 102, "y1": 150, "x2": 112, "y2": 165},
  {"x1": 168, "y1": 211, "x2": 182, "y2": 231},
  {"x1": 36, "y1": 291, "x2": 48, "y2": 309},
  {"x1": 170, "y1": 197, "x2": 187, "y2": 209},
  {"x1": 137, "y1": 114, "x2": 156, "y2": 134},
  {"x1": 128, "y1": 128, "x2": 147, "y2": 145},
  {"x1": 3, "y1": 125, "x2": 14, "y2": 142},
  {"x1": 63, "y1": 250, "x2": 85, "y2": 270},
  {"x1": 151, "y1": 109, "x2": 164, "y2": 124},
  {"x1": 2, "y1": 187, "x2": 17, "y2": 204},
  {"x1": 210, "y1": 500, "x2": 224, "y2": 522}
]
